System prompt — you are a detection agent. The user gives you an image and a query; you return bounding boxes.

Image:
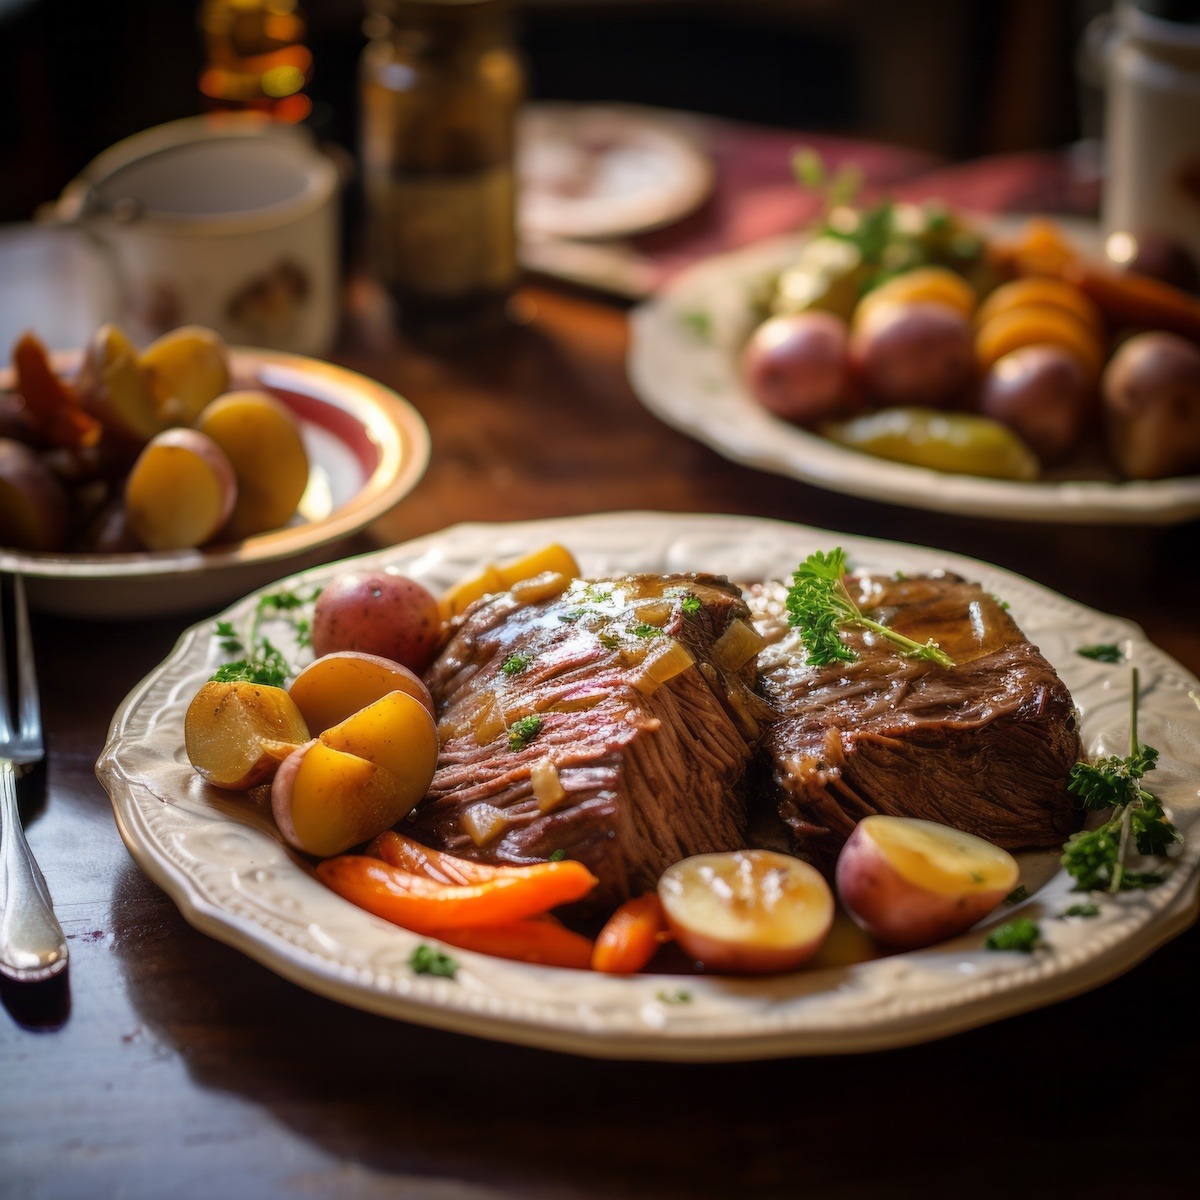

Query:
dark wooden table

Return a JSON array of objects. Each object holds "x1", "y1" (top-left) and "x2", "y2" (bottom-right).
[{"x1": 4, "y1": 140, "x2": 1200, "y2": 1200}]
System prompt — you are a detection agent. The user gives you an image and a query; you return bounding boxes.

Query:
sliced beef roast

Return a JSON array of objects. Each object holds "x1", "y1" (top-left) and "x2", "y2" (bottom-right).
[
  {"x1": 747, "y1": 571, "x2": 1082, "y2": 870},
  {"x1": 405, "y1": 572, "x2": 771, "y2": 910}
]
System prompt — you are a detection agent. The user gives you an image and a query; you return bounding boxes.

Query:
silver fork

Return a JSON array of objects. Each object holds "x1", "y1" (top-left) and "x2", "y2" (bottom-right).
[{"x1": 0, "y1": 575, "x2": 67, "y2": 982}]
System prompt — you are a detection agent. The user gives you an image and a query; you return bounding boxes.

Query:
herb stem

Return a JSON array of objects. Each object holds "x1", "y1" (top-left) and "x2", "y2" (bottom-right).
[{"x1": 854, "y1": 616, "x2": 956, "y2": 668}]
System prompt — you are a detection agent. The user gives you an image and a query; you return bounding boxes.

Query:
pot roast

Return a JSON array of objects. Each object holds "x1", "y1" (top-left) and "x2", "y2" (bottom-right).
[
  {"x1": 404, "y1": 572, "x2": 771, "y2": 910},
  {"x1": 746, "y1": 571, "x2": 1083, "y2": 870}
]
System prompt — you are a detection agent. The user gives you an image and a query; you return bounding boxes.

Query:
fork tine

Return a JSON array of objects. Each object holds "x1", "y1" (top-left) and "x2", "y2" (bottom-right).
[
  {"x1": 0, "y1": 578, "x2": 12, "y2": 745},
  {"x1": 13, "y1": 575, "x2": 41, "y2": 752}
]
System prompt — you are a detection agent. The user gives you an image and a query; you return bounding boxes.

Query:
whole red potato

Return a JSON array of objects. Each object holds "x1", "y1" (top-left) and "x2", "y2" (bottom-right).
[
  {"x1": 978, "y1": 343, "x2": 1092, "y2": 464},
  {"x1": 311, "y1": 570, "x2": 444, "y2": 673},
  {"x1": 741, "y1": 311, "x2": 854, "y2": 426},
  {"x1": 850, "y1": 300, "x2": 976, "y2": 409},
  {"x1": 1101, "y1": 331, "x2": 1200, "y2": 479}
]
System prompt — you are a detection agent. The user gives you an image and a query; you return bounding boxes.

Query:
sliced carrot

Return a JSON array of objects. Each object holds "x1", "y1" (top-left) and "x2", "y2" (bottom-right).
[
  {"x1": 591, "y1": 891, "x2": 671, "y2": 975},
  {"x1": 316, "y1": 854, "x2": 598, "y2": 933},
  {"x1": 435, "y1": 917, "x2": 595, "y2": 970},
  {"x1": 12, "y1": 331, "x2": 103, "y2": 450},
  {"x1": 368, "y1": 829, "x2": 514, "y2": 885},
  {"x1": 1062, "y1": 260, "x2": 1200, "y2": 343}
]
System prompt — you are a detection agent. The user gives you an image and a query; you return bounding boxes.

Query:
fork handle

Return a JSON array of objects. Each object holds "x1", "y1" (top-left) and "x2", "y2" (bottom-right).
[{"x1": 0, "y1": 759, "x2": 68, "y2": 982}]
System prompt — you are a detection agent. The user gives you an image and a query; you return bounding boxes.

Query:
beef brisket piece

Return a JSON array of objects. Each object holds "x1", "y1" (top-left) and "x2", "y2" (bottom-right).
[
  {"x1": 405, "y1": 572, "x2": 771, "y2": 910},
  {"x1": 747, "y1": 571, "x2": 1082, "y2": 870}
]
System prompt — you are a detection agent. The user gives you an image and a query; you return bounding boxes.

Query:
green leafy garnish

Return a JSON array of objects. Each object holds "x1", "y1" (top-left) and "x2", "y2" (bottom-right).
[
  {"x1": 985, "y1": 917, "x2": 1042, "y2": 953},
  {"x1": 1060, "y1": 902, "x2": 1100, "y2": 919},
  {"x1": 1003, "y1": 885, "x2": 1029, "y2": 906},
  {"x1": 655, "y1": 988, "x2": 693, "y2": 1005},
  {"x1": 501, "y1": 652, "x2": 534, "y2": 675},
  {"x1": 547, "y1": 849, "x2": 567, "y2": 862},
  {"x1": 210, "y1": 588, "x2": 320, "y2": 685},
  {"x1": 785, "y1": 549, "x2": 954, "y2": 668},
  {"x1": 508, "y1": 714, "x2": 543, "y2": 751},
  {"x1": 409, "y1": 944, "x2": 459, "y2": 979},
  {"x1": 680, "y1": 309, "x2": 713, "y2": 342},
  {"x1": 1077, "y1": 643, "x2": 1124, "y2": 664},
  {"x1": 632, "y1": 623, "x2": 665, "y2": 639},
  {"x1": 1060, "y1": 668, "x2": 1180, "y2": 893}
]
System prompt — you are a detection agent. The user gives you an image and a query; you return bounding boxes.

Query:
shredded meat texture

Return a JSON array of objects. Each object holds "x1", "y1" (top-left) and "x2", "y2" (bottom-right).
[
  {"x1": 747, "y1": 571, "x2": 1083, "y2": 871},
  {"x1": 405, "y1": 573, "x2": 770, "y2": 910}
]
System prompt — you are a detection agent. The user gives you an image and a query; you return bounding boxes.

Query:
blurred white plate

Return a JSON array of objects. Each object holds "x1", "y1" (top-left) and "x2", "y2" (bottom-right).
[
  {"x1": 627, "y1": 230, "x2": 1200, "y2": 524},
  {"x1": 519, "y1": 103, "x2": 713, "y2": 241},
  {"x1": 97, "y1": 511, "x2": 1200, "y2": 1060},
  {"x1": 0, "y1": 348, "x2": 430, "y2": 618}
]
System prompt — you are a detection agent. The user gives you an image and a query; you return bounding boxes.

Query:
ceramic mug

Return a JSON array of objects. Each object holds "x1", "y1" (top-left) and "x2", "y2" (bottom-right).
[{"x1": 50, "y1": 114, "x2": 341, "y2": 356}]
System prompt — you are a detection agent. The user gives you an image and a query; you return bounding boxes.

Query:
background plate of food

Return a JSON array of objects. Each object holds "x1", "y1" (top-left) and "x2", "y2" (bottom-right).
[
  {"x1": 96, "y1": 510, "x2": 1200, "y2": 1061},
  {"x1": 627, "y1": 205, "x2": 1200, "y2": 524},
  {"x1": 0, "y1": 331, "x2": 430, "y2": 618}
]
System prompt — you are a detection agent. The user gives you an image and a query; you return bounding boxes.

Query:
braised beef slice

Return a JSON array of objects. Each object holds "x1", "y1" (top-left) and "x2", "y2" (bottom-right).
[
  {"x1": 747, "y1": 571, "x2": 1082, "y2": 869},
  {"x1": 405, "y1": 573, "x2": 770, "y2": 909}
]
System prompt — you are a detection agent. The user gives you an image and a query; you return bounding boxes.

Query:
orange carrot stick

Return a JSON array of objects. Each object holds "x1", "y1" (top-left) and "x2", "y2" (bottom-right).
[
  {"x1": 1061, "y1": 260, "x2": 1200, "y2": 343},
  {"x1": 12, "y1": 331, "x2": 102, "y2": 450},
  {"x1": 317, "y1": 854, "x2": 598, "y2": 932},
  {"x1": 434, "y1": 917, "x2": 595, "y2": 970},
  {"x1": 368, "y1": 829, "x2": 516, "y2": 885},
  {"x1": 591, "y1": 891, "x2": 671, "y2": 974}
]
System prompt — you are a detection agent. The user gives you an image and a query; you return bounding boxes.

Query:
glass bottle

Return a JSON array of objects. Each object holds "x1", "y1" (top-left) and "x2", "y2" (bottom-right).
[
  {"x1": 198, "y1": 0, "x2": 313, "y2": 123},
  {"x1": 359, "y1": 0, "x2": 524, "y2": 329}
]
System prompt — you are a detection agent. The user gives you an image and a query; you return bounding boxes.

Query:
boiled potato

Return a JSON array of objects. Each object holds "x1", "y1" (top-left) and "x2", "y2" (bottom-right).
[
  {"x1": 271, "y1": 690, "x2": 439, "y2": 857},
  {"x1": 311, "y1": 570, "x2": 444, "y2": 672},
  {"x1": 0, "y1": 437, "x2": 69, "y2": 551},
  {"x1": 834, "y1": 815, "x2": 1019, "y2": 950},
  {"x1": 289, "y1": 650, "x2": 436, "y2": 734},
  {"x1": 977, "y1": 344, "x2": 1093, "y2": 464},
  {"x1": 74, "y1": 323, "x2": 167, "y2": 447},
  {"x1": 139, "y1": 325, "x2": 231, "y2": 426},
  {"x1": 741, "y1": 311, "x2": 855, "y2": 426},
  {"x1": 1101, "y1": 331, "x2": 1200, "y2": 479},
  {"x1": 193, "y1": 390, "x2": 309, "y2": 541},
  {"x1": 124, "y1": 428, "x2": 238, "y2": 550},
  {"x1": 849, "y1": 301, "x2": 976, "y2": 408},
  {"x1": 657, "y1": 849, "x2": 834, "y2": 974},
  {"x1": 184, "y1": 679, "x2": 310, "y2": 790}
]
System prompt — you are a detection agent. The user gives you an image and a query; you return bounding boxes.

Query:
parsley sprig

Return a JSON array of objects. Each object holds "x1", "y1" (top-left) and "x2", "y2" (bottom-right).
[
  {"x1": 1061, "y1": 669, "x2": 1180, "y2": 893},
  {"x1": 785, "y1": 549, "x2": 954, "y2": 668},
  {"x1": 211, "y1": 587, "x2": 320, "y2": 686}
]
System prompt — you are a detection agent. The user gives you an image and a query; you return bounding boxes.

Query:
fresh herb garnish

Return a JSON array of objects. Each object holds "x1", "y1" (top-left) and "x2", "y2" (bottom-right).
[
  {"x1": 680, "y1": 593, "x2": 701, "y2": 616},
  {"x1": 508, "y1": 714, "x2": 543, "y2": 751},
  {"x1": 547, "y1": 849, "x2": 566, "y2": 862},
  {"x1": 680, "y1": 309, "x2": 713, "y2": 342},
  {"x1": 1061, "y1": 668, "x2": 1180, "y2": 893},
  {"x1": 501, "y1": 652, "x2": 533, "y2": 675},
  {"x1": 632, "y1": 623, "x2": 665, "y2": 639},
  {"x1": 1003, "y1": 885, "x2": 1029, "y2": 906},
  {"x1": 409, "y1": 944, "x2": 459, "y2": 979},
  {"x1": 210, "y1": 587, "x2": 319, "y2": 685},
  {"x1": 985, "y1": 917, "x2": 1042, "y2": 953},
  {"x1": 1077, "y1": 643, "x2": 1124, "y2": 664},
  {"x1": 785, "y1": 548, "x2": 954, "y2": 668},
  {"x1": 1060, "y1": 902, "x2": 1100, "y2": 919},
  {"x1": 656, "y1": 988, "x2": 693, "y2": 1005}
]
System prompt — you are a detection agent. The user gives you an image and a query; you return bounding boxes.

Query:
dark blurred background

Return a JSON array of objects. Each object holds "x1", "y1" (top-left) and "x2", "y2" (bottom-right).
[{"x1": 0, "y1": 0, "x2": 1100, "y2": 225}]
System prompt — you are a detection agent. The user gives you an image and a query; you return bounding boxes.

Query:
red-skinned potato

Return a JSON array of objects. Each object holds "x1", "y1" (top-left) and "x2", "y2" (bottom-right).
[
  {"x1": 0, "y1": 437, "x2": 69, "y2": 551},
  {"x1": 184, "y1": 679, "x2": 310, "y2": 790},
  {"x1": 850, "y1": 300, "x2": 976, "y2": 408},
  {"x1": 977, "y1": 343, "x2": 1093, "y2": 464},
  {"x1": 657, "y1": 849, "x2": 834, "y2": 974},
  {"x1": 1101, "y1": 331, "x2": 1200, "y2": 479},
  {"x1": 311, "y1": 570, "x2": 444, "y2": 673},
  {"x1": 289, "y1": 650, "x2": 435, "y2": 734},
  {"x1": 741, "y1": 311, "x2": 855, "y2": 426},
  {"x1": 271, "y1": 690, "x2": 439, "y2": 857},
  {"x1": 835, "y1": 815, "x2": 1020, "y2": 950}
]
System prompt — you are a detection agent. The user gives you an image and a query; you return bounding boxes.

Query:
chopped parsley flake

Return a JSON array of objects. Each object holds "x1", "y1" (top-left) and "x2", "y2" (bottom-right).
[
  {"x1": 409, "y1": 944, "x2": 459, "y2": 978},
  {"x1": 656, "y1": 988, "x2": 693, "y2": 1004},
  {"x1": 633, "y1": 623, "x2": 665, "y2": 639},
  {"x1": 508, "y1": 714, "x2": 544, "y2": 751},
  {"x1": 1077, "y1": 643, "x2": 1124, "y2": 664},
  {"x1": 1004, "y1": 885, "x2": 1030, "y2": 906},
  {"x1": 680, "y1": 594, "x2": 701, "y2": 616},
  {"x1": 501, "y1": 652, "x2": 533, "y2": 675},
  {"x1": 1060, "y1": 902, "x2": 1100, "y2": 919},
  {"x1": 985, "y1": 917, "x2": 1042, "y2": 953},
  {"x1": 547, "y1": 849, "x2": 566, "y2": 862}
]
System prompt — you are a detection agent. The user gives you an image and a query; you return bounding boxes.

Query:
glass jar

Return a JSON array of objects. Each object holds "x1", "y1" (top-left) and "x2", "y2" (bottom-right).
[{"x1": 359, "y1": 0, "x2": 524, "y2": 329}]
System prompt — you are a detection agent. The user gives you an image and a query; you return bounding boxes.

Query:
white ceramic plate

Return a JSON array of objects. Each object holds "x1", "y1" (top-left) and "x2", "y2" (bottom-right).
[
  {"x1": 97, "y1": 511, "x2": 1200, "y2": 1060},
  {"x1": 518, "y1": 103, "x2": 713, "y2": 241},
  {"x1": 627, "y1": 232, "x2": 1200, "y2": 524},
  {"x1": 0, "y1": 348, "x2": 430, "y2": 618}
]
